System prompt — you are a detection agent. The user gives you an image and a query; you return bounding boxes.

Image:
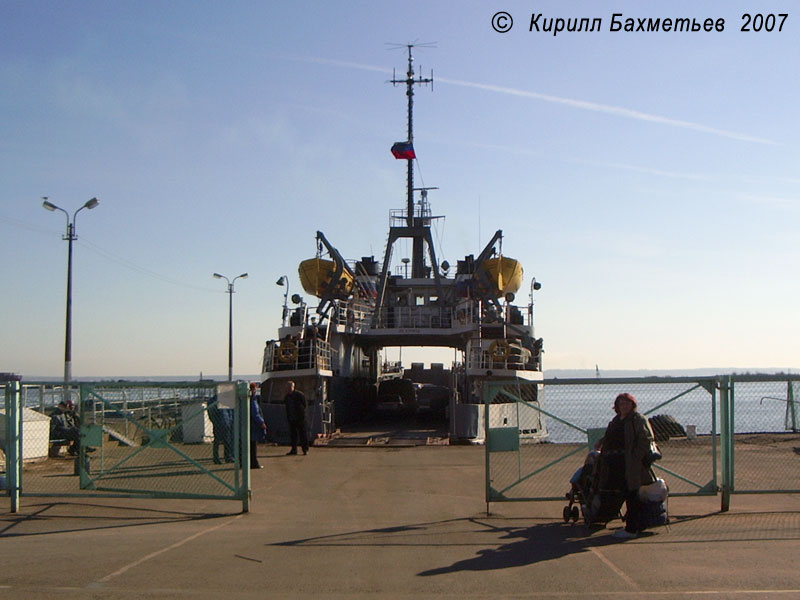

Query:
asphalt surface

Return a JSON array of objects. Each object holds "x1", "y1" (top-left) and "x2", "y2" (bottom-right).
[{"x1": 2, "y1": 444, "x2": 799, "y2": 599}]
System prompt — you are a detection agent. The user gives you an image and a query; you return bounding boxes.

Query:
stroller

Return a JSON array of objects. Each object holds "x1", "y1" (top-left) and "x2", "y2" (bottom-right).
[
  {"x1": 563, "y1": 449, "x2": 624, "y2": 525},
  {"x1": 564, "y1": 449, "x2": 669, "y2": 530}
]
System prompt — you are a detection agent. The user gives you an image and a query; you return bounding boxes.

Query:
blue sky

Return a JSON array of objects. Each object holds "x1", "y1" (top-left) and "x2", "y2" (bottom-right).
[{"x1": 2, "y1": 1, "x2": 799, "y2": 378}]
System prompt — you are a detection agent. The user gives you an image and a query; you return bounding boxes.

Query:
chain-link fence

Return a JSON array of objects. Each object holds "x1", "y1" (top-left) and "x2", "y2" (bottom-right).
[
  {"x1": 486, "y1": 377, "x2": 719, "y2": 504},
  {"x1": 486, "y1": 374, "x2": 800, "y2": 510},
  {"x1": 1, "y1": 381, "x2": 251, "y2": 512},
  {"x1": 727, "y1": 375, "x2": 800, "y2": 495}
]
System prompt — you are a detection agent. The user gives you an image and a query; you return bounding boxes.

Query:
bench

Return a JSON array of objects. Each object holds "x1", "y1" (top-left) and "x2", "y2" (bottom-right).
[{"x1": 48, "y1": 438, "x2": 70, "y2": 457}]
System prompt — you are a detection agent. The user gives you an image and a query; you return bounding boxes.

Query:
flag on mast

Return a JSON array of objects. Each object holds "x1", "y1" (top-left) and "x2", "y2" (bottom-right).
[{"x1": 391, "y1": 141, "x2": 416, "y2": 159}]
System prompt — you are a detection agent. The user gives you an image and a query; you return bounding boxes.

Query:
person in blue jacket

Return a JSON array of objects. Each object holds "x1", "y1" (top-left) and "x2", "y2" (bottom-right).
[
  {"x1": 208, "y1": 400, "x2": 234, "y2": 464},
  {"x1": 249, "y1": 382, "x2": 267, "y2": 469}
]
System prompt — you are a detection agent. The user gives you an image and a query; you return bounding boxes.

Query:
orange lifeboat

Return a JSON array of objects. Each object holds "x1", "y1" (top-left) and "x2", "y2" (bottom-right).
[
  {"x1": 481, "y1": 256, "x2": 523, "y2": 295},
  {"x1": 298, "y1": 258, "x2": 354, "y2": 299}
]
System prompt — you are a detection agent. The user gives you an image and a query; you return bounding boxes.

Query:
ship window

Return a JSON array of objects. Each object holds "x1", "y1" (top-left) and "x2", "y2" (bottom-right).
[
  {"x1": 429, "y1": 295, "x2": 439, "y2": 304},
  {"x1": 415, "y1": 295, "x2": 425, "y2": 306}
]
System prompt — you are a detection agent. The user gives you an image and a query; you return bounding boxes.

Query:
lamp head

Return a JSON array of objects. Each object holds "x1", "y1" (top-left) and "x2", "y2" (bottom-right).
[
  {"x1": 84, "y1": 197, "x2": 100, "y2": 210},
  {"x1": 238, "y1": 272, "x2": 248, "y2": 279},
  {"x1": 213, "y1": 273, "x2": 224, "y2": 279},
  {"x1": 42, "y1": 199, "x2": 58, "y2": 211},
  {"x1": 276, "y1": 276, "x2": 287, "y2": 286}
]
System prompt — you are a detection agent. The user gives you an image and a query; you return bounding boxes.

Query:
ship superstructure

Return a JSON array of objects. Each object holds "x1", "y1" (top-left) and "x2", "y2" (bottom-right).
[{"x1": 260, "y1": 46, "x2": 546, "y2": 443}]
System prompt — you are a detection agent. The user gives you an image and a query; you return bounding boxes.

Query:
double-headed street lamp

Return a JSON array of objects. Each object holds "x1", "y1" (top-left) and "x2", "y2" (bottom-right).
[
  {"x1": 213, "y1": 272, "x2": 248, "y2": 381},
  {"x1": 42, "y1": 197, "x2": 100, "y2": 391}
]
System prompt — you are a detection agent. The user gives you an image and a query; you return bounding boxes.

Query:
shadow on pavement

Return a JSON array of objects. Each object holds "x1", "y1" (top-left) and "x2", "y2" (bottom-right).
[
  {"x1": 417, "y1": 521, "x2": 624, "y2": 576},
  {"x1": 0, "y1": 501, "x2": 230, "y2": 538},
  {"x1": 270, "y1": 507, "x2": 798, "y2": 577}
]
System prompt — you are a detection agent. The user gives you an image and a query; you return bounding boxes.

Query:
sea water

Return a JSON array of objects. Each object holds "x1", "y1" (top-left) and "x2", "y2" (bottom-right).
[
  {"x1": 2, "y1": 377, "x2": 797, "y2": 444},
  {"x1": 541, "y1": 379, "x2": 798, "y2": 443}
]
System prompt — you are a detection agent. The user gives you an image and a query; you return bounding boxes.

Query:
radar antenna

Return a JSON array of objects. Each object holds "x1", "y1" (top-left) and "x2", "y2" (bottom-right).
[
  {"x1": 387, "y1": 42, "x2": 434, "y2": 229},
  {"x1": 387, "y1": 42, "x2": 435, "y2": 278}
]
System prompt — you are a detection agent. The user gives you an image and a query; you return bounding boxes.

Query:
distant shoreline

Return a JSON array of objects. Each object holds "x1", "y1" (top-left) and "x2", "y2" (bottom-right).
[{"x1": 13, "y1": 367, "x2": 795, "y2": 383}]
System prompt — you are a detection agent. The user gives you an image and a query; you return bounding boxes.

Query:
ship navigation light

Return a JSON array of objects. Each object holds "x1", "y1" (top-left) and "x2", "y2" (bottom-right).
[{"x1": 276, "y1": 275, "x2": 290, "y2": 327}]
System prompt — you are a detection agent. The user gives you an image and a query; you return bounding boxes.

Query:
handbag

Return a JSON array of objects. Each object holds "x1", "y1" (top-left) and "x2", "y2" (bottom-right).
[
  {"x1": 638, "y1": 477, "x2": 668, "y2": 502},
  {"x1": 645, "y1": 440, "x2": 662, "y2": 466}
]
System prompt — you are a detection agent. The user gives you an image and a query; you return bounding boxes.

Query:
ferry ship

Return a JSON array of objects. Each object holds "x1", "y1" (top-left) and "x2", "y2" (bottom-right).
[{"x1": 258, "y1": 47, "x2": 547, "y2": 444}]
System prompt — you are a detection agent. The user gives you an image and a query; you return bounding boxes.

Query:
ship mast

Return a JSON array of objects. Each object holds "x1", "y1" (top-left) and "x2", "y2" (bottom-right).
[{"x1": 391, "y1": 44, "x2": 433, "y2": 278}]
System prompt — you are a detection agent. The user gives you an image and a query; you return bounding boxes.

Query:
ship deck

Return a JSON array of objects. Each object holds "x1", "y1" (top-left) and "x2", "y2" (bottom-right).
[{"x1": 318, "y1": 410, "x2": 450, "y2": 447}]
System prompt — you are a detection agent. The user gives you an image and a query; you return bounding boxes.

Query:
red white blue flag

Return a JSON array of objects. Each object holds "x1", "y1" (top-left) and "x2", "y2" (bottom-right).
[{"x1": 391, "y1": 141, "x2": 416, "y2": 160}]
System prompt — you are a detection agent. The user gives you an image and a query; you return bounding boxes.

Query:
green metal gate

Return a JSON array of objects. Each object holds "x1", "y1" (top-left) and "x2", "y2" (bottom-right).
[
  {"x1": 485, "y1": 377, "x2": 721, "y2": 509},
  {"x1": 721, "y1": 375, "x2": 800, "y2": 510},
  {"x1": 2, "y1": 380, "x2": 251, "y2": 512}
]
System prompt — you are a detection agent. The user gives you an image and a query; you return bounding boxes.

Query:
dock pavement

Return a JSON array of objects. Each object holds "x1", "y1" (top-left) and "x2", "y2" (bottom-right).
[{"x1": 1, "y1": 444, "x2": 799, "y2": 599}]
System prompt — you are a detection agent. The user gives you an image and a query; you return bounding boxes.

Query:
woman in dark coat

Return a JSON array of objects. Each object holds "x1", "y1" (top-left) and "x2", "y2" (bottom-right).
[{"x1": 597, "y1": 392, "x2": 656, "y2": 539}]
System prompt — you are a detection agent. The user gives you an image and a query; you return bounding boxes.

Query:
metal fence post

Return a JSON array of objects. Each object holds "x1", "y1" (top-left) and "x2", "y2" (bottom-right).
[
  {"x1": 484, "y1": 382, "x2": 492, "y2": 515},
  {"x1": 719, "y1": 376, "x2": 732, "y2": 512},
  {"x1": 7, "y1": 380, "x2": 22, "y2": 512},
  {"x1": 241, "y1": 381, "x2": 250, "y2": 514},
  {"x1": 78, "y1": 384, "x2": 92, "y2": 489},
  {"x1": 787, "y1": 379, "x2": 798, "y2": 432}
]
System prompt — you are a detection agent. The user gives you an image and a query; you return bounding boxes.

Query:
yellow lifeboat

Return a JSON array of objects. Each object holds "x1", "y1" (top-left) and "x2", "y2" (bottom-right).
[
  {"x1": 481, "y1": 256, "x2": 523, "y2": 295},
  {"x1": 298, "y1": 258, "x2": 355, "y2": 299}
]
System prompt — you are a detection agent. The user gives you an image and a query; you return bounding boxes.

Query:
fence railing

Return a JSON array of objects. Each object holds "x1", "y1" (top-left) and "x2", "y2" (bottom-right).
[
  {"x1": 722, "y1": 375, "x2": 800, "y2": 505},
  {"x1": 2, "y1": 380, "x2": 251, "y2": 513},
  {"x1": 485, "y1": 374, "x2": 800, "y2": 511}
]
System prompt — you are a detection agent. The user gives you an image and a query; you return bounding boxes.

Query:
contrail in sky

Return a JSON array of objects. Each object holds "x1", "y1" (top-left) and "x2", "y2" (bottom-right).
[
  {"x1": 289, "y1": 55, "x2": 775, "y2": 146},
  {"x1": 438, "y1": 77, "x2": 775, "y2": 145}
]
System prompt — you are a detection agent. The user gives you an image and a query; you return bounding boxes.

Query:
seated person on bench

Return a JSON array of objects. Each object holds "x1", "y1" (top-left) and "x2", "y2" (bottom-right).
[
  {"x1": 50, "y1": 400, "x2": 96, "y2": 456},
  {"x1": 50, "y1": 400, "x2": 81, "y2": 456}
]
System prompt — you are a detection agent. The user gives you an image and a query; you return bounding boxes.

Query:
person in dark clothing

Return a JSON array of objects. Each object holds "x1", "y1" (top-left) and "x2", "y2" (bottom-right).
[
  {"x1": 284, "y1": 380, "x2": 308, "y2": 455},
  {"x1": 597, "y1": 392, "x2": 657, "y2": 540},
  {"x1": 249, "y1": 382, "x2": 267, "y2": 469}
]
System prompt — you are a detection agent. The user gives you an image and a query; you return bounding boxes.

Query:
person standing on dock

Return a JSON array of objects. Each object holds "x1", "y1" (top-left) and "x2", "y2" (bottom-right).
[
  {"x1": 598, "y1": 392, "x2": 657, "y2": 540},
  {"x1": 284, "y1": 380, "x2": 308, "y2": 455},
  {"x1": 249, "y1": 382, "x2": 267, "y2": 469}
]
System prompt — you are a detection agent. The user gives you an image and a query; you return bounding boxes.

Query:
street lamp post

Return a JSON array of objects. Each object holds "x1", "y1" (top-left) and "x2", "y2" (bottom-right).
[
  {"x1": 276, "y1": 276, "x2": 289, "y2": 327},
  {"x1": 42, "y1": 197, "x2": 100, "y2": 393},
  {"x1": 213, "y1": 272, "x2": 248, "y2": 381}
]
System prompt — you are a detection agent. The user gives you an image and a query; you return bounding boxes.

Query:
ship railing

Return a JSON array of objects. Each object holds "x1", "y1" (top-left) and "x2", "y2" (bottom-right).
[
  {"x1": 331, "y1": 298, "x2": 374, "y2": 334},
  {"x1": 390, "y1": 210, "x2": 407, "y2": 227},
  {"x1": 380, "y1": 361, "x2": 404, "y2": 377},
  {"x1": 466, "y1": 343, "x2": 539, "y2": 372},
  {"x1": 264, "y1": 338, "x2": 336, "y2": 373},
  {"x1": 370, "y1": 306, "x2": 458, "y2": 330},
  {"x1": 479, "y1": 301, "x2": 530, "y2": 329},
  {"x1": 390, "y1": 203, "x2": 432, "y2": 227}
]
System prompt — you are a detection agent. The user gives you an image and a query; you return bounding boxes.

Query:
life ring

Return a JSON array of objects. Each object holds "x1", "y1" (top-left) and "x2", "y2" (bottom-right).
[
  {"x1": 488, "y1": 340, "x2": 510, "y2": 362},
  {"x1": 278, "y1": 340, "x2": 298, "y2": 363},
  {"x1": 456, "y1": 309, "x2": 467, "y2": 325}
]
